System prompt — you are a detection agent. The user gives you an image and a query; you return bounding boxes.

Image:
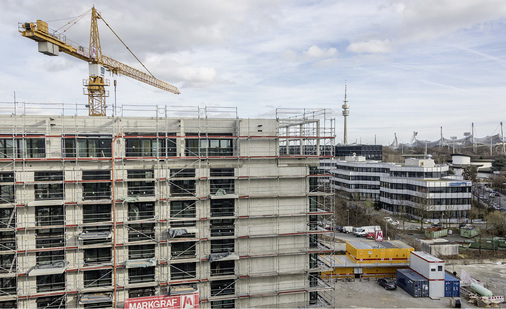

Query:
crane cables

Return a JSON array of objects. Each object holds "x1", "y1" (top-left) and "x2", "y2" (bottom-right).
[
  {"x1": 96, "y1": 11, "x2": 156, "y2": 79},
  {"x1": 55, "y1": 8, "x2": 92, "y2": 34}
]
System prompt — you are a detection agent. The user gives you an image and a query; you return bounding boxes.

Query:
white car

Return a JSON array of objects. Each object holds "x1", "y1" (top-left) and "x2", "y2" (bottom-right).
[
  {"x1": 383, "y1": 217, "x2": 392, "y2": 222},
  {"x1": 390, "y1": 220, "x2": 400, "y2": 225}
]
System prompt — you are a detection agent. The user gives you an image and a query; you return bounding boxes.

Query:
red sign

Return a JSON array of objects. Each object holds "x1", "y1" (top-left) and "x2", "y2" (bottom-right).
[
  {"x1": 375, "y1": 230, "x2": 383, "y2": 242},
  {"x1": 124, "y1": 292, "x2": 199, "y2": 309}
]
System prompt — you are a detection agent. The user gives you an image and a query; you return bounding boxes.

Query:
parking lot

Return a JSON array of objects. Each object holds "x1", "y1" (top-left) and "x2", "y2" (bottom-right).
[
  {"x1": 328, "y1": 232, "x2": 506, "y2": 308},
  {"x1": 332, "y1": 278, "x2": 465, "y2": 308}
]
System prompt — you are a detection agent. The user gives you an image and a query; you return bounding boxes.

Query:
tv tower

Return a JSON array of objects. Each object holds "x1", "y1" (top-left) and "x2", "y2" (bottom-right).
[{"x1": 342, "y1": 83, "x2": 349, "y2": 145}]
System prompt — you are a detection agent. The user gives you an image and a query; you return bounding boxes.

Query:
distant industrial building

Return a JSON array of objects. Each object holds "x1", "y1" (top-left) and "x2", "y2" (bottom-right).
[
  {"x1": 320, "y1": 155, "x2": 472, "y2": 222},
  {"x1": 334, "y1": 145, "x2": 383, "y2": 160}
]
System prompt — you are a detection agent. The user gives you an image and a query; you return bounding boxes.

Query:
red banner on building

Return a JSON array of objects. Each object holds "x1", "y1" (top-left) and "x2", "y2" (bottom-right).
[{"x1": 124, "y1": 293, "x2": 199, "y2": 309}]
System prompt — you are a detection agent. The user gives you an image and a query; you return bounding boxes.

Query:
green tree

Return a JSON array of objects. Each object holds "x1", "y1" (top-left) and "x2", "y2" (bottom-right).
[
  {"x1": 490, "y1": 174, "x2": 506, "y2": 191},
  {"x1": 468, "y1": 206, "x2": 480, "y2": 224},
  {"x1": 492, "y1": 156, "x2": 506, "y2": 172},
  {"x1": 485, "y1": 211, "x2": 506, "y2": 236},
  {"x1": 463, "y1": 165, "x2": 478, "y2": 182}
]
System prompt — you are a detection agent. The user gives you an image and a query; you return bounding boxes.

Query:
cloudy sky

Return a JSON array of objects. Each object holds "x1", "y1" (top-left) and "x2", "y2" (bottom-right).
[{"x1": 1, "y1": 0, "x2": 505, "y2": 145}]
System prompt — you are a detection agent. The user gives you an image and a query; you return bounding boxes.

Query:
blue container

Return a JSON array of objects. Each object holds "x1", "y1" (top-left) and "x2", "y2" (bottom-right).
[
  {"x1": 445, "y1": 273, "x2": 460, "y2": 297},
  {"x1": 396, "y1": 269, "x2": 429, "y2": 298}
]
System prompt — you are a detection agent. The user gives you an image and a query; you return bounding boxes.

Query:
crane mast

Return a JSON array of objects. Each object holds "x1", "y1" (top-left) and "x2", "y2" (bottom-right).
[
  {"x1": 86, "y1": 7, "x2": 107, "y2": 116},
  {"x1": 19, "y1": 7, "x2": 180, "y2": 116}
]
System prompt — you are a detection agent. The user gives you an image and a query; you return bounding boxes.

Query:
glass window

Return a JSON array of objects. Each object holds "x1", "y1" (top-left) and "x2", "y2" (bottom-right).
[
  {"x1": 83, "y1": 183, "x2": 111, "y2": 200},
  {"x1": 35, "y1": 183, "x2": 63, "y2": 200},
  {"x1": 210, "y1": 280, "x2": 235, "y2": 296},
  {"x1": 128, "y1": 244, "x2": 155, "y2": 260},
  {"x1": 211, "y1": 260, "x2": 235, "y2": 277},
  {"x1": 210, "y1": 219, "x2": 234, "y2": 237},
  {"x1": 184, "y1": 134, "x2": 233, "y2": 156},
  {"x1": 128, "y1": 169, "x2": 154, "y2": 179},
  {"x1": 170, "y1": 180, "x2": 195, "y2": 196},
  {"x1": 210, "y1": 179, "x2": 234, "y2": 195},
  {"x1": 0, "y1": 277, "x2": 15, "y2": 296},
  {"x1": 0, "y1": 139, "x2": 13, "y2": 159},
  {"x1": 170, "y1": 263, "x2": 196, "y2": 280},
  {"x1": 128, "y1": 223, "x2": 155, "y2": 242},
  {"x1": 128, "y1": 181, "x2": 155, "y2": 197},
  {"x1": 0, "y1": 254, "x2": 15, "y2": 273},
  {"x1": 17, "y1": 138, "x2": 45, "y2": 158},
  {"x1": 34, "y1": 171, "x2": 63, "y2": 182},
  {"x1": 36, "y1": 228, "x2": 64, "y2": 249},
  {"x1": 0, "y1": 173, "x2": 14, "y2": 183},
  {"x1": 0, "y1": 186, "x2": 14, "y2": 203},
  {"x1": 210, "y1": 168, "x2": 234, "y2": 177},
  {"x1": 170, "y1": 169, "x2": 195, "y2": 178},
  {"x1": 210, "y1": 199, "x2": 234, "y2": 217},
  {"x1": 0, "y1": 231, "x2": 15, "y2": 251},
  {"x1": 129, "y1": 267, "x2": 155, "y2": 283},
  {"x1": 37, "y1": 250, "x2": 64, "y2": 266},
  {"x1": 128, "y1": 202, "x2": 155, "y2": 221},
  {"x1": 84, "y1": 248, "x2": 111, "y2": 264},
  {"x1": 82, "y1": 170, "x2": 110, "y2": 181},
  {"x1": 125, "y1": 138, "x2": 166, "y2": 157},
  {"x1": 211, "y1": 239, "x2": 234, "y2": 254},
  {"x1": 171, "y1": 242, "x2": 196, "y2": 259},
  {"x1": 63, "y1": 137, "x2": 112, "y2": 158},
  {"x1": 170, "y1": 201, "x2": 197, "y2": 227},
  {"x1": 84, "y1": 269, "x2": 111, "y2": 288},
  {"x1": 0, "y1": 301, "x2": 17, "y2": 309},
  {"x1": 36, "y1": 296, "x2": 65, "y2": 309},
  {"x1": 36, "y1": 206, "x2": 64, "y2": 226},
  {"x1": 36, "y1": 274, "x2": 65, "y2": 292},
  {"x1": 211, "y1": 300, "x2": 235, "y2": 309},
  {"x1": 170, "y1": 201, "x2": 196, "y2": 219},
  {"x1": 83, "y1": 204, "x2": 111, "y2": 223}
]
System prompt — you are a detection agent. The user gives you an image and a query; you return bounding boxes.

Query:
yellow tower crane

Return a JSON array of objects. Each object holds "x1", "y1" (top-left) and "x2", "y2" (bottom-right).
[{"x1": 19, "y1": 7, "x2": 180, "y2": 116}]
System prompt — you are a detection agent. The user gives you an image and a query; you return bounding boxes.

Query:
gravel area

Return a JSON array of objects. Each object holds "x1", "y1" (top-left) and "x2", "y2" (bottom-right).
[{"x1": 332, "y1": 278, "x2": 469, "y2": 308}]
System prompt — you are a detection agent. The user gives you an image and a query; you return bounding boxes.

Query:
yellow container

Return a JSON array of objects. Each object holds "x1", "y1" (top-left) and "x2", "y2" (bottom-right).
[{"x1": 345, "y1": 241, "x2": 413, "y2": 264}]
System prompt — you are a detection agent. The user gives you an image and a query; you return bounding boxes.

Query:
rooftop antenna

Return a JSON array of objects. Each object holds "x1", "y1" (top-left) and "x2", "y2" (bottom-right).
[
  {"x1": 342, "y1": 82, "x2": 349, "y2": 145},
  {"x1": 440, "y1": 126, "x2": 443, "y2": 149},
  {"x1": 502, "y1": 122, "x2": 505, "y2": 154},
  {"x1": 472, "y1": 123, "x2": 476, "y2": 153}
]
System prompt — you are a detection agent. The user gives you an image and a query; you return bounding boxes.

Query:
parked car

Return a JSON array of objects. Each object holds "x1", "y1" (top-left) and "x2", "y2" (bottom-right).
[
  {"x1": 390, "y1": 220, "x2": 399, "y2": 226},
  {"x1": 334, "y1": 226, "x2": 342, "y2": 232},
  {"x1": 365, "y1": 232, "x2": 375, "y2": 239},
  {"x1": 354, "y1": 228, "x2": 365, "y2": 237},
  {"x1": 377, "y1": 278, "x2": 397, "y2": 290},
  {"x1": 341, "y1": 226, "x2": 353, "y2": 233}
]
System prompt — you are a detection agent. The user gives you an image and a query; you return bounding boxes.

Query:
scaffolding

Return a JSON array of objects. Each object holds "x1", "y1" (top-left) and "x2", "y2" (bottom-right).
[{"x1": 0, "y1": 101, "x2": 335, "y2": 308}]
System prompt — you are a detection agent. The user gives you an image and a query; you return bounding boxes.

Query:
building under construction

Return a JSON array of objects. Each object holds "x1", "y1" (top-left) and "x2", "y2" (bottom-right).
[{"x1": 0, "y1": 103, "x2": 335, "y2": 308}]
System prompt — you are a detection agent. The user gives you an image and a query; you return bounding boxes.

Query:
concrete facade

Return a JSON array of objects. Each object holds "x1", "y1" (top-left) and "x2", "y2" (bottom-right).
[{"x1": 0, "y1": 112, "x2": 335, "y2": 308}]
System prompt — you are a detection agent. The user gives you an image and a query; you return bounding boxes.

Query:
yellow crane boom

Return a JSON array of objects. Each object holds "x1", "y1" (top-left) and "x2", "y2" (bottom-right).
[{"x1": 19, "y1": 7, "x2": 180, "y2": 116}]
